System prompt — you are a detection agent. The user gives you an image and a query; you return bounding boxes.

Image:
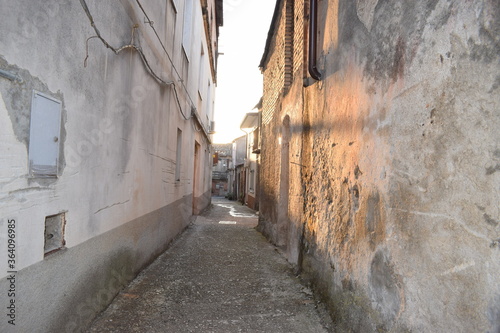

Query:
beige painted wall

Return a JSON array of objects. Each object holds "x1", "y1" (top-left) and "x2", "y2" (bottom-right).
[{"x1": 259, "y1": 0, "x2": 499, "y2": 331}]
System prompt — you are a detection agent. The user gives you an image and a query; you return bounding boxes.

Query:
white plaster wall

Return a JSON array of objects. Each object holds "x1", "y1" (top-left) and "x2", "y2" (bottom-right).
[{"x1": 0, "y1": 0, "x2": 215, "y2": 275}]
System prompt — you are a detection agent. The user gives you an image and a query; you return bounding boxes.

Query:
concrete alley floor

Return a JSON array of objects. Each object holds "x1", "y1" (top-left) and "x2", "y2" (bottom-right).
[{"x1": 86, "y1": 197, "x2": 333, "y2": 333}]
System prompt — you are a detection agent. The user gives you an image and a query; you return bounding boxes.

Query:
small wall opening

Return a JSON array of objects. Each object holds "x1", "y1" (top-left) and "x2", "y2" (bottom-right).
[{"x1": 44, "y1": 212, "x2": 66, "y2": 256}]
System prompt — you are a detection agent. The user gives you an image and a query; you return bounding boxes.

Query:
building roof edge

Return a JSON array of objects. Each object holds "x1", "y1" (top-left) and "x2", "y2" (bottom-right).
[{"x1": 258, "y1": 0, "x2": 283, "y2": 69}]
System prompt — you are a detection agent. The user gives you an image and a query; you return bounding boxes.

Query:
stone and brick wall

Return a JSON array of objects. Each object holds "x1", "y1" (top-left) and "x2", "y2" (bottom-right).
[
  {"x1": 259, "y1": 0, "x2": 500, "y2": 332},
  {"x1": 260, "y1": 0, "x2": 307, "y2": 246}
]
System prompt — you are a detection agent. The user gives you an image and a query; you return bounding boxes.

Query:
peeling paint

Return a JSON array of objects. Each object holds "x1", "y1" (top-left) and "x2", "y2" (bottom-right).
[{"x1": 0, "y1": 56, "x2": 67, "y2": 177}]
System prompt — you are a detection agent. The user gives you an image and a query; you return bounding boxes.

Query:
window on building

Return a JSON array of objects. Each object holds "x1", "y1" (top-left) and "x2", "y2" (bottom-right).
[
  {"x1": 166, "y1": 0, "x2": 178, "y2": 54},
  {"x1": 206, "y1": 80, "x2": 212, "y2": 120},
  {"x1": 175, "y1": 128, "x2": 182, "y2": 181},
  {"x1": 182, "y1": 0, "x2": 194, "y2": 59},
  {"x1": 249, "y1": 169, "x2": 255, "y2": 192},
  {"x1": 199, "y1": 45, "x2": 206, "y2": 98},
  {"x1": 252, "y1": 128, "x2": 260, "y2": 153}
]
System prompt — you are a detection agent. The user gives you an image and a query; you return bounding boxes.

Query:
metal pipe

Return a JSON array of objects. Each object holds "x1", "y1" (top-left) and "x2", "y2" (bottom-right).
[
  {"x1": 0, "y1": 69, "x2": 21, "y2": 82},
  {"x1": 308, "y1": 0, "x2": 322, "y2": 80}
]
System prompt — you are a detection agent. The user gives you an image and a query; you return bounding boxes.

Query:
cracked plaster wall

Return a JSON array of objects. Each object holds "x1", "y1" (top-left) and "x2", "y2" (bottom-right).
[{"x1": 0, "y1": 0, "x2": 216, "y2": 331}]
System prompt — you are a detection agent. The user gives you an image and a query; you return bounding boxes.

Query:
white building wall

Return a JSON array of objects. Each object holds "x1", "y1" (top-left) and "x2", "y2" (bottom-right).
[{"x1": 0, "y1": 0, "x2": 220, "y2": 331}]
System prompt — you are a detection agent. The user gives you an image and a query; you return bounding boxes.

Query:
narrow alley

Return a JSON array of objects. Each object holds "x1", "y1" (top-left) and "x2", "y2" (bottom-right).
[
  {"x1": 86, "y1": 198, "x2": 333, "y2": 332},
  {"x1": 0, "y1": 1, "x2": 498, "y2": 332}
]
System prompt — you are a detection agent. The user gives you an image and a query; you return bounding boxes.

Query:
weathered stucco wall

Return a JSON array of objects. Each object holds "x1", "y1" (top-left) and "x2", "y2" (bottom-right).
[
  {"x1": 259, "y1": 0, "x2": 499, "y2": 332},
  {"x1": 0, "y1": 0, "x2": 217, "y2": 331}
]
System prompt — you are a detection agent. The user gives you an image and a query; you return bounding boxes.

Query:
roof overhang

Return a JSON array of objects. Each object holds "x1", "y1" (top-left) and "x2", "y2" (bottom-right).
[{"x1": 240, "y1": 112, "x2": 259, "y2": 129}]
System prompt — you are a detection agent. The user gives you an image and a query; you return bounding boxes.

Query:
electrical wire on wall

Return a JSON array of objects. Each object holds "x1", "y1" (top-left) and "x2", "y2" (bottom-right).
[
  {"x1": 135, "y1": 0, "x2": 213, "y2": 134},
  {"x1": 79, "y1": 0, "x2": 193, "y2": 121},
  {"x1": 135, "y1": 0, "x2": 197, "y2": 111},
  {"x1": 134, "y1": 0, "x2": 213, "y2": 140}
]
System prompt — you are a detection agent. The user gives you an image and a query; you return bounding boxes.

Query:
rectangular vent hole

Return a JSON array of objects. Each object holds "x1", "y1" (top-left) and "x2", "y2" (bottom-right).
[{"x1": 44, "y1": 212, "x2": 66, "y2": 255}]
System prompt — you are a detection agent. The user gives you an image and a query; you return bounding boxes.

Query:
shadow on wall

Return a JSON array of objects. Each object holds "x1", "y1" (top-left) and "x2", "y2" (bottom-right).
[
  {"x1": 314, "y1": 1, "x2": 449, "y2": 86},
  {"x1": 277, "y1": 115, "x2": 291, "y2": 247}
]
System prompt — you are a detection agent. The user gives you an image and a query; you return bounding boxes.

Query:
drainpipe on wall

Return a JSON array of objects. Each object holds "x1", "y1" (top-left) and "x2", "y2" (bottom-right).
[{"x1": 308, "y1": 0, "x2": 322, "y2": 81}]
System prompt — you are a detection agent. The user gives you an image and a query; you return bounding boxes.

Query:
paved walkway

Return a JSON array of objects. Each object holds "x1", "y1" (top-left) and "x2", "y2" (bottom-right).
[{"x1": 87, "y1": 198, "x2": 332, "y2": 332}]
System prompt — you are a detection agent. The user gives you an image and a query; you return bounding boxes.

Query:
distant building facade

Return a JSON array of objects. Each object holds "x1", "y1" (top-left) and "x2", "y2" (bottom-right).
[
  {"x1": 212, "y1": 143, "x2": 232, "y2": 197},
  {"x1": 240, "y1": 111, "x2": 261, "y2": 210},
  {"x1": 232, "y1": 135, "x2": 247, "y2": 204},
  {"x1": 0, "y1": 0, "x2": 222, "y2": 331},
  {"x1": 258, "y1": 0, "x2": 499, "y2": 332}
]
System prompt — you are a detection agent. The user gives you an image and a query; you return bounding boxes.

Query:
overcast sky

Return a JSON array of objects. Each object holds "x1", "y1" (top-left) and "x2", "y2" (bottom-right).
[{"x1": 212, "y1": 0, "x2": 276, "y2": 143}]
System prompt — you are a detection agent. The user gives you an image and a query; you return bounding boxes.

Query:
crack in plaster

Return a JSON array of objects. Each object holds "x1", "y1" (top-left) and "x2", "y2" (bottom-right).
[{"x1": 94, "y1": 200, "x2": 131, "y2": 215}]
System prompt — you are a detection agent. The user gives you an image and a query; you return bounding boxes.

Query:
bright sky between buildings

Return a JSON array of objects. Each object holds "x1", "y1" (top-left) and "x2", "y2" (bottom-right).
[{"x1": 212, "y1": 0, "x2": 276, "y2": 143}]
